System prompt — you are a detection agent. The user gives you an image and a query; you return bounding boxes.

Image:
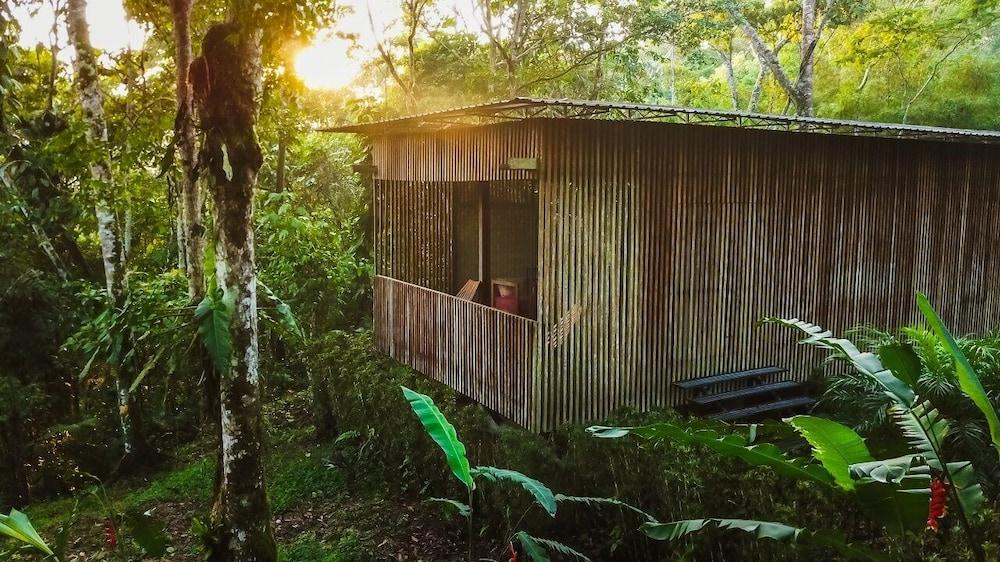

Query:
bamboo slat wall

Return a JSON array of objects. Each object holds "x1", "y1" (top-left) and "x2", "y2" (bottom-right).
[
  {"x1": 367, "y1": 118, "x2": 1000, "y2": 432},
  {"x1": 374, "y1": 275, "x2": 536, "y2": 426},
  {"x1": 371, "y1": 122, "x2": 543, "y2": 292},
  {"x1": 534, "y1": 119, "x2": 1000, "y2": 430}
]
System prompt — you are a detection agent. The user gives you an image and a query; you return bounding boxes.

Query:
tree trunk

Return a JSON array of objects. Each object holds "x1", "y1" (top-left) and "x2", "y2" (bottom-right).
[
  {"x1": 170, "y1": 0, "x2": 219, "y2": 427},
  {"x1": 799, "y1": 0, "x2": 816, "y2": 116},
  {"x1": 66, "y1": 0, "x2": 148, "y2": 465},
  {"x1": 713, "y1": 45, "x2": 740, "y2": 110},
  {"x1": 195, "y1": 18, "x2": 277, "y2": 562},
  {"x1": 171, "y1": 0, "x2": 206, "y2": 300}
]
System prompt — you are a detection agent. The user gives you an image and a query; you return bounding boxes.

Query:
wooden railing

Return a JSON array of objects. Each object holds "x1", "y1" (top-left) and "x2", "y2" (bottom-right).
[{"x1": 374, "y1": 275, "x2": 536, "y2": 427}]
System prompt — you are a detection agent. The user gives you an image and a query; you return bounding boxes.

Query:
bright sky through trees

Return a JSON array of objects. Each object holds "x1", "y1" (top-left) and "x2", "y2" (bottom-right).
[{"x1": 15, "y1": 0, "x2": 476, "y2": 91}]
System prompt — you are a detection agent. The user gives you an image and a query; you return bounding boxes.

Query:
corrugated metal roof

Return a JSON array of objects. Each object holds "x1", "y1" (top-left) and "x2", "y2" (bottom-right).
[{"x1": 320, "y1": 97, "x2": 1000, "y2": 144}]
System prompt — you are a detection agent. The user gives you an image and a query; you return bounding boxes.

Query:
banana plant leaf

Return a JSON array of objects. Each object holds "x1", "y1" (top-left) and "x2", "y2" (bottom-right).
[
  {"x1": 401, "y1": 386, "x2": 474, "y2": 490},
  {"x1": 0, "y1": 509, "x2": 54, "y2": 556},
  {"x1": 854, "y1": 478, "x2": 930, "y2": 536},
  {"x1": 766, "y1": 317, "x2": 915, "y2": 406},
  {"x1": 917, "y1": 293, "x2": 1000, "y2": 460},
  {"x1": 589, "y1": 422, "x2": 835, "y2": 487},
  {"x1": 641, "y1": 518, "x2": 886, "y2": 562},
  {"x1": 515, "y1": 532, "x2": 591, "y2": 562},
  {"x1": 472, "y1": 466, "x2": 556, "y2": 516},
  {"x1": 787, "y1": 415, "x2": 874, "y2": 490},
  {"x1": 554, "y1": 494, "x2": 657, "y2": 523}
]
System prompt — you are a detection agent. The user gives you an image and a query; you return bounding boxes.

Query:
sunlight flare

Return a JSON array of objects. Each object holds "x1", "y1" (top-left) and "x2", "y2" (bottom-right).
[{"x1": 294, "y1": 34, "x2": 362, "y2": 90}]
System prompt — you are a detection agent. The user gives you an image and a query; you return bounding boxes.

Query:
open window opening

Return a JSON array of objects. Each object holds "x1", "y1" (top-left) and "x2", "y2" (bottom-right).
[{"x1": 453, "y1": 180, "x2": 538, "y2": 319}]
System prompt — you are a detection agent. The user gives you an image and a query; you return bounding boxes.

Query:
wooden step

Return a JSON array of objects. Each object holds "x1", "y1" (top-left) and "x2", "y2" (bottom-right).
[
  {"x1": 712, "y1": 396, "x2": 816, "y2": 422},
  {"x1": 674, "y1": 366, "x2": 787, "y2": 391},
  {"x1": 690, "y1": 380, "x2": 801, "y2": 407}
]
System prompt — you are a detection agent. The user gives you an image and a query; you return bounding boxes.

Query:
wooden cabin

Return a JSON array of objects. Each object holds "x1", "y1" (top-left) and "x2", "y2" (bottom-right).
[{"x1": 327, "y1": 98, "x2": 1000, "y2": 432}]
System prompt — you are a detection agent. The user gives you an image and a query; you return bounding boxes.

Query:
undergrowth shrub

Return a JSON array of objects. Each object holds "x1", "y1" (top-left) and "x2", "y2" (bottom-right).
[
  {"x1": 268, "y1": 446, "x2": 344, "y2": 513},
  {"x1": 280, "y1": 529, "x2": 369, "y2": 562},
  {"x1": 309, "y1": 329, "x2": 941, "y2": 561}
]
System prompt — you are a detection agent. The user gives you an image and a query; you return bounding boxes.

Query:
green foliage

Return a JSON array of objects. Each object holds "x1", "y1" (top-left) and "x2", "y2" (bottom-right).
[
  {"x1": 124, "y1": 458, "x2": 215, "y2": 509},
  {"x1": 123, "y1": 511, "x2": 169, "y2": 557},
  {"x1": 195, "y1": 288, "x2": 233, "y2": 375},
  {"x1": 917, "y1": 293, "x2": 1000, "y2": 460},
  {"x1": 0, "y1": 509, "x2": 54, "y2": 558},
  {"x1": 590, "y1": 296, "x2": 998, "y2": 560},
  {"x1": 471, "y1": 466, "x2": 557, "y2": 517},
  {"x1": 786, "y1": 416, "x2": 874, "y2": 491},
  {"x1": 280, "y1": 530, "x2": 369, "y2": 562},
  {"x1": 589, "y1": 422, "x2": 836, "y2": 486},
  {"x1": 515, "y1": 531, "x2": 592, "y2": 562},
  {"x1": 401, "y1": 386, "x2": 475, "y2": 491},
  {"x1": 267, "y1": 448, "x2": 344, "y2": 513},
  {"x1": 641, "y1": 519, "x2": 886, "y2": 562}
]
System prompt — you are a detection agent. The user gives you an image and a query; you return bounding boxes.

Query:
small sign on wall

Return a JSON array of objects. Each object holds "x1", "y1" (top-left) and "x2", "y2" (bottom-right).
[{"x1": 505, "y1": 157, "x2": 539, "y2": 170}]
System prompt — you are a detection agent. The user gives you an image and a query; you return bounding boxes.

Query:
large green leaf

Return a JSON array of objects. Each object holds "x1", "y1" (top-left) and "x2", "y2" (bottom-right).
[
  {"x1": 641, "y1": 518, "x2": 886, "y2": 561},
  {"x1": 917, "y1": 293, "x2": 1000, "y2": 460},
  {"x1": 890, "y1": 401, "x2": 948, "y2": 468},
  {"x1": 589, "y1": 423, "x2": 835, "y2": 487},
  {"x1": 472, "y1": 466, "x2": 556, "y2": 516},
  {"x1": 878, "y1": 343, "x2": 922, "y2": 388},
  {"x1": 767, "y1": 318, "x2": 915, "y2": 406},
  {"x1": 515, "y1": 532, "x2": 590, "y2": 562},
  {"x1": 787, "y1": 415, "x2": 874, "y2": 490},
  {"x1": 0, "y1": 509, "x2": 54, "y2": 556},
  {"x1": 849, "y1": 455, "x2": 924, "y2": 484},
  {"x1": 554, "y1": 494, "x2": 657, "y2": 523},
  {"x1": 401, "y1": 387, "x2": 474, "y2": 490},
  {"x1": 426, "y1": 498, "x2": 471, "y2": 518},
  {"x1": 194, "y1": 289, "x2": 231, "y2": 375},
  {"x1": 855, "y1": 478, "x2": 930, "y2": 536}
]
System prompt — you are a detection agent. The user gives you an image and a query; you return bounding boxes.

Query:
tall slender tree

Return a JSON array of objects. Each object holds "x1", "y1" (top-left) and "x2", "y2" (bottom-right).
[
  {"x1": 170, "y1": 0, "x2": 206, "y2": 301},
  {"x1": 66, "y1": 0, "x2": 148, "y2": 465},
  {"x1": 192, "y1": 7, "x2": 276, "y2": 560},
  {"x1": 169, "y1": 0, "x2": 220, "y2": 424}
]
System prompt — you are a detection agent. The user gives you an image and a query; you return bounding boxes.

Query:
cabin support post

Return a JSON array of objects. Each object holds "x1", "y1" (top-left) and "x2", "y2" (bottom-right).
[{"x1": 477, "y1": 181, "x2": 491, "y2": 301}]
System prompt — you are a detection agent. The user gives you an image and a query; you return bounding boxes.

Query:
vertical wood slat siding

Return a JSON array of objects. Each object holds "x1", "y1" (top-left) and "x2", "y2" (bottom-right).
[
  {"x1": 374, "y1": 275, "x2": 536, "y2": 426},
  {"x1": 535, "y1": 119, "x2": 1000, "y2": 431},
  {"x1": 368, "y1": 117, "x2": 1000, "y2": 432}
]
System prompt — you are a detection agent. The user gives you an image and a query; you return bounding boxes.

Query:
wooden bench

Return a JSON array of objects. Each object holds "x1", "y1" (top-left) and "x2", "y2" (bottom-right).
[
  {"x1": 674, "y1": 366, "x2": 813, "y2": 422},
  {"x1": 690, "y1": 380, "x2": 801, "y2": 407},
  {"x1": 712, "y1": 396, "x2": 817, "y2": 422},
  {"x1": 674, "y1": 366, "x2": 786, "y2": 392}
]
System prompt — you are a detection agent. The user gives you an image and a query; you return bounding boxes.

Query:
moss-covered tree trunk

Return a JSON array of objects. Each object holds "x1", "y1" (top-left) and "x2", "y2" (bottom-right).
[
  {"x1": 66, "y1": 0, "x2": 148, "y2": 465},
  {"x1": 194, "y1": 15, "x2": 276, "y2": 561}
]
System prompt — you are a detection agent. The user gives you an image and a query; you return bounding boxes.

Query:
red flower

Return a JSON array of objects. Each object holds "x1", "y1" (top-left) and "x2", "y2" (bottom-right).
[
  {"x1": 508, "y1": 541, "x2": 518, "y2": 562},
  {"x1": 927, "y1": 476, "x2": 949, "y2": 532},
  {"x1": 104, "y1": 519, "x2": 118, "y2": 549}
]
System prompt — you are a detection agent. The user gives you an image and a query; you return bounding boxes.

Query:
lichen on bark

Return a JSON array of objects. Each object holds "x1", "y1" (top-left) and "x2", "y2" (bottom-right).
[{"x1": 195, "y1": 16, "x2": 276, "y2": 562}]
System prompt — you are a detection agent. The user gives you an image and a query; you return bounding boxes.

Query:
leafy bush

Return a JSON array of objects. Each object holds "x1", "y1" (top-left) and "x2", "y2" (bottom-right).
[
  {"x1": 311, "y1": 330, "x2": 878, "y2": 561},
  {"x1": 823, "y1": 324, "x2": 1000, "y2": 484},
  {"x1": 590, "y1": 294, "x2": 1000, "y2": 561}
]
